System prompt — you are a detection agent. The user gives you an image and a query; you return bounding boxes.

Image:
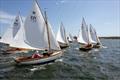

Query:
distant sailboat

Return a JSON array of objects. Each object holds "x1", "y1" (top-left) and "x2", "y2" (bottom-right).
[
  {"x1": 78, "y1": 18, "x2": 93, "y2": 51},
  {"x1": 0, "y1": 14, "x2": 21, "y2": 45},
  {"x1": 56, "y1": 22, "x2": 69, "y2": 48},
  {"x1": 68, "y1": 33, "x2": 73, "y2": 43},
  {"x1": 14, "y1": 0, "x2": 62, "y2": 65},
  {"x1": 89, "y1": 24, "x2": 102, "y2": 48}
]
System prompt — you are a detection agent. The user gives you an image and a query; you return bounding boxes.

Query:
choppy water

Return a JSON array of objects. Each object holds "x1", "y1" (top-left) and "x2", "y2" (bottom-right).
[{"x1": 0, "y1": 39, "x2": 120, "y2": 80}]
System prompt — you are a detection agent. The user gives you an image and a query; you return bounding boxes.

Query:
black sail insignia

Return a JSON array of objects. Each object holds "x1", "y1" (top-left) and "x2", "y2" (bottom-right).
[{"x1": 30, "y1": 11, "x2": 36, "y2": 22}]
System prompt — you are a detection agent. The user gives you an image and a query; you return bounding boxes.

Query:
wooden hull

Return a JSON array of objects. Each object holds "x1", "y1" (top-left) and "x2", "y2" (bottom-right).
[
  {"x1": 14, "y1": 51, "x2": 62, "y2": 65},
  {"x1": 5, "y1": 47, "x2": 32, "y2": 54},
  {"x1": 79, "y1": 44, "x2": 93, "y2": 51}
]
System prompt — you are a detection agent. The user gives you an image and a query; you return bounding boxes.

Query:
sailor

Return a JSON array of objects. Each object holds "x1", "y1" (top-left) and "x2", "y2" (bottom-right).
[
  {"x1": 32, "y1": 50, "x2": 43, "y2": 58},
  {"x1": 42, "y1": 49, "x2": 51, "y2": 57}
]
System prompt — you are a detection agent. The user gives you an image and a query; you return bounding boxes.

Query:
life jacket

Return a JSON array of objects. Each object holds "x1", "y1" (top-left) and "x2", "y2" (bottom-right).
[{"x1": 32, "y1": 53, "x2": 43, "y2": 58}]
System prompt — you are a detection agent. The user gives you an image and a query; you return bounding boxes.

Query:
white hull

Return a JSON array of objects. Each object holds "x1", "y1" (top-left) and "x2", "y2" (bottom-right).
[{"x1": 15, "y1": 51, "x2": 63, "y2": 65}]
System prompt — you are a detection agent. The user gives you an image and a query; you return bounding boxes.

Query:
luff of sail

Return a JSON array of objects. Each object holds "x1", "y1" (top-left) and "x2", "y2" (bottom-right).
[
  {"x1": 24, "y1": 1, "x2": 60, "y2": 50},
  {"x1": 56, "y1": 22, "x2": 68, "y2": 44},
  {"x1": 0, "y1": 14, "x2": 21, "y2": 44}
]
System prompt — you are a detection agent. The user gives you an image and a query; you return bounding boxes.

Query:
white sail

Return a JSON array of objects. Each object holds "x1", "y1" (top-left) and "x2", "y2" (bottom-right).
[
  {"x1": 78, "y1": 18, "x2": 89, "y2": 44},
  {"x1": 47, "y1": 22, "x2": 61, "y2": 50},
  {"x1": 24, "y1": 1, "x2": 60, "y2": 50},
  {"x1": 10, "y1": 14, "x2": 38, "y2": 49},
  {"x1": 89, "y1": 24, "x2": 98, "y2": 44},
  {"x1": 68, "y1": 33, "x2": 73, "y2": 42},
  {"x1": 88, "y1": 25, "x2": 97, "y2": 44},
  {"x1": 90, "y1": 25, "x2": 101, "y2": 44},
  {"x1": 93, "y1": 25, "x2": 101, "y2": 44},
  {"x1": 0, "y1": 15, "x2": 21, "y2": 44},
  {"x1": 0, "y1": 27, "x2": 13, "y2": 44},
  {"x1": 56, "y1": 23, "x2": 68, "y2": 44},
  {"x1": 77, "y1": 29, "x2": 87, "y2": 44}
]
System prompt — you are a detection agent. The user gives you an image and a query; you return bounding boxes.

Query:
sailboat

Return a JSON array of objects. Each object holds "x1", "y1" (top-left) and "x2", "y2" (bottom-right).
[
  {"x1": 89, "y1": 24, "x2": 102, "y2": 48},
  {"x1": 0, "y1": 14, "x2": 21, "y2": 45},
  {"x1": 0, "y1": 14, "x2": 25, "y2": 53},
  {"x1": 6, "y1": 13, "x2": 39, "y2": 53},
  {"x1": 56, "y1": 22, "x2": 69, "y2": 48},
  {"x1": 68, "y1": 33, "x2": 73, "y2": 43},
  {"x1": 77, "y1": 18, "x2": 93, "y2": 51},
  {"x1": 14, "y1": 0, "x2": 62, "y2": 65}
]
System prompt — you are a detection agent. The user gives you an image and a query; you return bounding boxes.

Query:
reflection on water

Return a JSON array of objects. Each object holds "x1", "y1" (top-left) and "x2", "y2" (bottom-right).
[{"x1": 0, "y1": 39, "x2": 120, "y2": 80}]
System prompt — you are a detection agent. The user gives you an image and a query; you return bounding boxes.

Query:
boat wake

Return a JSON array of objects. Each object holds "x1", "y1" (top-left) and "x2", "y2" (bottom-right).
[
  {"x1": 93, "y1": 49, "x2": 99, "y2": 52},
  {"x1": 30, "y1": 65, "x2": 46, "y2": 71},
  {"x1": 55, "y1": 58, "x2": 63, "y2": 62},
  {"x1": 102, "y1": 46, "x2": 107, "y2": 48},
  {"x1": 74, "y1": 47, "x2": 79, "y2": 50}
]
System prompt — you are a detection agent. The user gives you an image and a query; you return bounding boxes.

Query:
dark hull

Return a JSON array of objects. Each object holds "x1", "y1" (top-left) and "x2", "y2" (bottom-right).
[
  {"x1": 60, "y1": 45, "x2": 69, "y2": 49},
  {"x1": 93, "y1": 45, "x2": 101, "y2": 48},
  {"x1": 79, "y1": 47, "x2": 92, "y2": 51},
  {"x1": 69, "y1": 41, "x2": 72, "y2": 43}
]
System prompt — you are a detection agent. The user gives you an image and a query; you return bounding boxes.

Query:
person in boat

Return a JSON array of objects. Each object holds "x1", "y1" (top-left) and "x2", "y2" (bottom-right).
[
  {"x1": 42, "y1": 49, "x2": 50, "y2": 57},
  {"x1": 32, "y1": 50, "x2": 43, "y2": 58}
]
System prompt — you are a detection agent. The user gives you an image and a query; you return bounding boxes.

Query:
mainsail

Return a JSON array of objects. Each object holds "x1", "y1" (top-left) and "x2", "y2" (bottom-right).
[
  {"x1": 0, "y1": 14, "x2": 21, "y2": 44},
  {"x1": 88, "y1": 25, "x2": 97, "y2": 44},
  {"x1": 90, "y1": 24, "x2": 101, "y2": 44},
  {"x1": 56, "y1": 22, "x2": 68, "y2": 44},
  {"x1": 78, "y1": 18, "x2": 89, "y2": 44},
  {"x1": 23, "y1": 1, "x2": 60, "y2": 50}
]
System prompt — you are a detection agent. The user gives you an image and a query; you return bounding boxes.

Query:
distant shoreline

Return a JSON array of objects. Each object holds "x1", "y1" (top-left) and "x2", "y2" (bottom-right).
[
  {"x1": 99, "y1": 36, "x2": 120, "y2": 39},
  {"x1": 0, "y1": 36, "x2": 120, "y2": 39}
]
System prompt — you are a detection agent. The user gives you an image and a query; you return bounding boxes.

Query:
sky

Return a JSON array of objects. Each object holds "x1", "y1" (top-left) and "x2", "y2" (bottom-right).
[{"x1": 0, "y1": 0, "x2": 120, "y2": 37}]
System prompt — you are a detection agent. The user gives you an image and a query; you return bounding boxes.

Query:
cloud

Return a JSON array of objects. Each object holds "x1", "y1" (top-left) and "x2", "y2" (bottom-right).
[
  {"x1": 0, "y1": 11, "x2": 25, "y2": 25},
  {"x1": 56, "y1": 0, "x2": 68, "y2": 5}
]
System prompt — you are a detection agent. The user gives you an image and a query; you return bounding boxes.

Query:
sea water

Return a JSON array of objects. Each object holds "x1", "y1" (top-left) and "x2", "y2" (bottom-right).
[{"x1": 0, "y1": 39, "x2": 120, "y2": 80}]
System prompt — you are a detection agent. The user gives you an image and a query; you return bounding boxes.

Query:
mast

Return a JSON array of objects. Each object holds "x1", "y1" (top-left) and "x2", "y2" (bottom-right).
[{"x1": 44, "y1": 11, "x2": 51, "y2": 50}]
